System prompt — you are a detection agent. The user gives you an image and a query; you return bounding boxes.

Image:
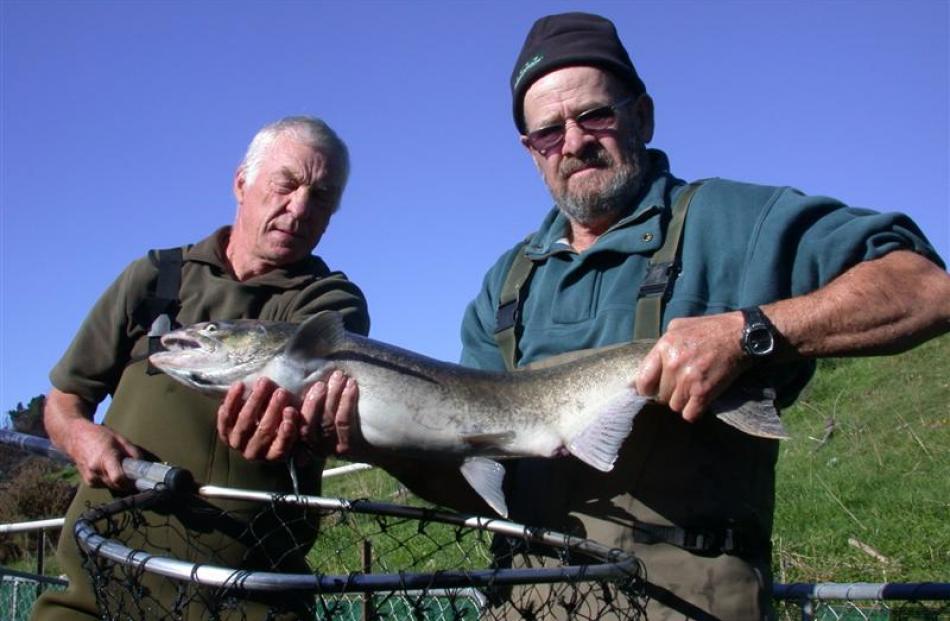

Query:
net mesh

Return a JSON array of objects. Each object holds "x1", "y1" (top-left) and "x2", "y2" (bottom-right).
[{"x1": 76, "y1": 488, "x2": 647, "y2": 620}]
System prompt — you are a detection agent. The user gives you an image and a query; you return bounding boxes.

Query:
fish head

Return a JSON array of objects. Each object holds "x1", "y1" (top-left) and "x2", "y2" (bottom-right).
[{"x1": 149, "y1": 319, "x2": 296, "y2": 395}]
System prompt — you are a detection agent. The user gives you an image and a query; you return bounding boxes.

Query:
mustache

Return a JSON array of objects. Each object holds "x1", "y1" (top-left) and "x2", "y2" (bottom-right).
[{"x1": 558, "y1": 146, "x2": 615, "y2": 177}]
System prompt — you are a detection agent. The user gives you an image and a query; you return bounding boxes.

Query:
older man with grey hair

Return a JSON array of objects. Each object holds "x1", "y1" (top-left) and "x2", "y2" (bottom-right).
[{"x1": 33, "y1": 116, "x2": 369, "y2": 620}]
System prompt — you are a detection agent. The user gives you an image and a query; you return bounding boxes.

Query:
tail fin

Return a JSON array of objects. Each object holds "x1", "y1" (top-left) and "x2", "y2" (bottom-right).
[{"x1": 711, "y1": 385, "x2": 789, "y2": 439}]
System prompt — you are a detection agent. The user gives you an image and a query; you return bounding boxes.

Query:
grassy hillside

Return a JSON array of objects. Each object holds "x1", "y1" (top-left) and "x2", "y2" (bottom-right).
[{"x1": 773, "y1": 335, "x2": 948, "y2": 583}]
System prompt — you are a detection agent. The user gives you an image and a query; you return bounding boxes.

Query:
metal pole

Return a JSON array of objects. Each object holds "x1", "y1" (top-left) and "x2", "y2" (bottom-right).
[
  {"x1": 801, "y1": 598, "x2": 814, "y2": 621},
  {"x1": 361, "y1": 540, "x2": 375, "y2": 621},
  {"x1": 35, "y1": 530, "x2": 46, "y2": 597}
]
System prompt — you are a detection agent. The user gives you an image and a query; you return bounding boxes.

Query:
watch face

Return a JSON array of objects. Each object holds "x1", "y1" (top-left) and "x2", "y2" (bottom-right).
[{"x1": 747, "y1": 326, "x2": 775, "y2": 356}]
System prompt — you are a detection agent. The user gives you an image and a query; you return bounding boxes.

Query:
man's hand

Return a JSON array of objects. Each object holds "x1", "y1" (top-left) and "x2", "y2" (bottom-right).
[
  {"x1": 217, "y1": 378, "x2": 300, "y2": 461},
  {"x1": 69, "y1": 422, "x2": 142, "y2": 490},
  {"x1": 300, "y1": 370, "x2": 363, "y2": 457},
  {"x1": 44, "y1": 388, "x2": 142, "y2": 491},
  {"x1": 634, "y1": 312, "x2": 749, "y2": 422},
  {"x1": 216, "y1": 372, "x2": 362, "y2": 461}
]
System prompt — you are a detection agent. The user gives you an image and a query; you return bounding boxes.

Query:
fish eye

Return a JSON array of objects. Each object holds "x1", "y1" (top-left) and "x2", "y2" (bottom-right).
[{"x1": 203, "y1": 323, "x2": 218, "y2": 333}]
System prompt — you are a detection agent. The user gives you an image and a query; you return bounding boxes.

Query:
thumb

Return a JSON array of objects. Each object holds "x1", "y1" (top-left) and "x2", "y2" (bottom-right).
[{"x1": 635, "y1": 349, "x2": 662, "y2": 397}]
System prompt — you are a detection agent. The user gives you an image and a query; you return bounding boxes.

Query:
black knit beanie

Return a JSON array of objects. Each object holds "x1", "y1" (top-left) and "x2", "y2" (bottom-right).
[{"x1": 510, "y1": 12, "x2": 646, "y2": 134}]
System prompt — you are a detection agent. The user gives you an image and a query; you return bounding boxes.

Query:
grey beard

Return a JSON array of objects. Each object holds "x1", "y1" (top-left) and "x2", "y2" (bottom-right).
[{"x1": 553, "y1": 161, "x2": 642, "y2": 227}]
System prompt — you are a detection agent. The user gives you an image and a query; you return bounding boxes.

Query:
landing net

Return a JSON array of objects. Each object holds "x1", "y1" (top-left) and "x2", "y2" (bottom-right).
[{"x1": 75, "y1": 483, "x2": 647, "y2": 620}]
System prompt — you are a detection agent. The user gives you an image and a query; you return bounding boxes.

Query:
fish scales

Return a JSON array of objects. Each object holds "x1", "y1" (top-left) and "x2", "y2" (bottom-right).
[{"x1": 149, "y1": 311, "x2": 787, "y2": 516}]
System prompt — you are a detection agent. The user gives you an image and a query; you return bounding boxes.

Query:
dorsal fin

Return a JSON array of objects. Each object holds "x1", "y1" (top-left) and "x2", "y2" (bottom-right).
[{"x1": 284, "y1": 311, "x2": 347, "y2": 363}]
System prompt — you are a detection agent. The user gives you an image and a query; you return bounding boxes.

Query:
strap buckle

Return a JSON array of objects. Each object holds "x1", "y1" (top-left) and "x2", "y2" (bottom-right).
[
  {"x1": 494, "y1": 300, "x2": 520, "y2": 334},
  {"x1": 146, "y1": 314, "x2": 173, "y2": 376},
  {"x1": 637, "y1": 261, "x2": 679, "y2": 299}
]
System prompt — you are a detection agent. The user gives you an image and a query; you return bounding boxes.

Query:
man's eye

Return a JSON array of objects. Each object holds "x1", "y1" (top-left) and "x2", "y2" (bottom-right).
[
  {"x1": 533, "y1": 126, "x2": 562, "y2": 139},
  {"x1": 577, "y1": 106, "x2": 615, "y2": 128}
]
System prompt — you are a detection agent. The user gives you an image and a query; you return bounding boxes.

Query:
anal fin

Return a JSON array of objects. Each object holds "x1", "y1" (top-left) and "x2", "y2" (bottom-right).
[{"x1": 460, "y1": 457, "x2": 508, "y2": 517}]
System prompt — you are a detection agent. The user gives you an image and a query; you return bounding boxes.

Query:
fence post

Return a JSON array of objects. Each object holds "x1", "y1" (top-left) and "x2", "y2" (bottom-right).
[
  {"x1": 35, "y1": 530, "x2": 46, "y2": 598},
  {"x1": 361, "y1": 540, "x2": 375, "y2": 621},
  {"x1": 800, "y1": 598, "x2": 814, "y2": 621},
  {"x1": 11, "y1": 578, "x2": 19, "y2": 621}
]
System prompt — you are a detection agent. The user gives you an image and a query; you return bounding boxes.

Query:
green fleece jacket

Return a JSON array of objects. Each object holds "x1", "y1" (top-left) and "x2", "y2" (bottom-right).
[{"x1": 461, "y1": 149, "x2": 943, "y2": 404}]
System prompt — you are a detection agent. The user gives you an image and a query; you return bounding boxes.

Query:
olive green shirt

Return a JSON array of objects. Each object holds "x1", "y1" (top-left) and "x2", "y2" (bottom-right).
[{"x1": 51, "y1": 226, "x2": 370, "y2": 403}]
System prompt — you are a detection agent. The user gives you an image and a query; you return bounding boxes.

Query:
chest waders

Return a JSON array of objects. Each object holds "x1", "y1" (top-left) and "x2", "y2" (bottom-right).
[
  {"x1": 491, "y1": 183, "x2": 776, "y2": 620},
  {"x1": 32, "y1": 250, "x2": 323, "y2": 621}
]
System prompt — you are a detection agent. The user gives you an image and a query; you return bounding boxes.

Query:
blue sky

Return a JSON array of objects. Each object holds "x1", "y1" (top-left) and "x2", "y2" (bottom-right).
[{"x1": 1, "y1": 0, "x2": 947, "y2": 419}]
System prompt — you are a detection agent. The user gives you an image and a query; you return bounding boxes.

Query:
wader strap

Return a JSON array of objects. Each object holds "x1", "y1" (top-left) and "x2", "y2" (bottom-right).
[
  {"x1": 632, "y1": 519, "x2": 765, "y2": 557},
  {"x1": 632, "y1": 181, "x2": 703, "y2": 340},
  {"x1": 493, "y1": 238, "x2": 536, "y2": 371},
  {"x1": 145, "y1": 248, "x2": 183, "y2": 375}
]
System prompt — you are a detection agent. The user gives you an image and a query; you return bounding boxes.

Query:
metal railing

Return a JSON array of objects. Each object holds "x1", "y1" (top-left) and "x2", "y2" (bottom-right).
[{"x1": 774, "y1": 582, "x2": 950, "y2": 621}]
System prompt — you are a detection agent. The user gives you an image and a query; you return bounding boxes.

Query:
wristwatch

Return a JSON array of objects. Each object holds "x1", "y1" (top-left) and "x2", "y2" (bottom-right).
[{"x1": 740, "y1": 306, "x2": 778, "y2": 358}]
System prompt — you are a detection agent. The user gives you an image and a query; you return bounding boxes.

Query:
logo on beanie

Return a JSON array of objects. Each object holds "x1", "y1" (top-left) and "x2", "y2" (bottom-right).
[{"x1": 514, "y1": 54, "x2": 543, "y2": 89}]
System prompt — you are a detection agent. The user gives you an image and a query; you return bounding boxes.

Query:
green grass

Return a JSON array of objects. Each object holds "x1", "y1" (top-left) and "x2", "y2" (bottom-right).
[
  {"x1": 773, "y1": 335, "x2": 949, "y2": 583},
  {"x1": 315, "y1": 465, "x2": 494, "y2": 575}
]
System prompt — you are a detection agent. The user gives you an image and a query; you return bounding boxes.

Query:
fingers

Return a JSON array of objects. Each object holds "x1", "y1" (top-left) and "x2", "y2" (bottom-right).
[
  {"x1": 323, "y1": 371, "x2": 345, "y2": 420},
  {"x1": 75, "y1": 426, "x2": 140, "y2": 491},
  {"x1": 634, "y1": 314, "x2": 746, "y2": 423},
  {"x1": 217, "y1": 382, "x2": 246, "y2": 444},
  {"x1": 214, "y1": 372, "x2": 359, "y2": 462},
  {"x1": 227, "y1": 378, "x2": 277, "y2": 453},
  {"x1": 634, "y1": 347, "x2": 661, "y2": 398},
  {"x1": 299, "y1": 381, "x2": 326, "y2": 441},
  {"x1": 299, "y1": 372, "x2": 360, "y2": 457},
  {"x1": 113, "y1": 433, "x2": 144, "y2": 461},
  {"x1": 237, "y1": 381, "x2": 297, "y2": 461},
  {"x1": 334, "y1": 378, "x2": 359, "y2": 455},
  {"x1": 101, "y1": 451, "x2": 130, "y2": 490},
  {"x1": 264, "y1": 408, "x2": 299, "y2": 461}
]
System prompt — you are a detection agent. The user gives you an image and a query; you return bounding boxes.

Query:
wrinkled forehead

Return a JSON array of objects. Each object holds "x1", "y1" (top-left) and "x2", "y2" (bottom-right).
[
  {"x1": 522, "y1": 65, "x2": 624, "y2": 128},
  {"x1": 260, "y1": 135, "x2": 346, "y2": 189}
]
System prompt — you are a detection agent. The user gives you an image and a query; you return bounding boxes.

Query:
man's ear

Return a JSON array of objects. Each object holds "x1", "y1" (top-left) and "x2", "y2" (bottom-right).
[
  {"x1": 233, "y1": 168, "x2": 246, "y2": 204},
  {"x1": 633, "y1": 94, "x2": 655, "y2": 144}
]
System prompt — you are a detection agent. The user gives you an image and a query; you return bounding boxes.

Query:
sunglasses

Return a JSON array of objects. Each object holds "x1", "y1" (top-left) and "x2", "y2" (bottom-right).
[{"x1": 525, "y1": 96, "x2": 634, "y2": 156}]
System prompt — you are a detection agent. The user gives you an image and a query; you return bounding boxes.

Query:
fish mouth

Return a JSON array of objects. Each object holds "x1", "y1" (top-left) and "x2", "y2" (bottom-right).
[
  {"x1": 159, "y1": 332, "x2": 220, "y2": 352},
  {"x1": 160, "y1": 336, "x2": 202, "y2": 350}
]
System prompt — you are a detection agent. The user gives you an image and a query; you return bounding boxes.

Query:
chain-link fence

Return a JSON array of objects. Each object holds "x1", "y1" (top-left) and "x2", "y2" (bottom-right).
[
  {"x1": 776, "y1": 599, "x2": 949, "y2": 621},
  {"x1": 1, "y1": 572, "x2": 67, "y2": 621}
]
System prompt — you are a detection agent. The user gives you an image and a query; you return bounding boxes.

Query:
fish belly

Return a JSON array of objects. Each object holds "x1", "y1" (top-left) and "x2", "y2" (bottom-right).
[{"x1": 356, "y1": 390, "x2": 564, "y2": 459}]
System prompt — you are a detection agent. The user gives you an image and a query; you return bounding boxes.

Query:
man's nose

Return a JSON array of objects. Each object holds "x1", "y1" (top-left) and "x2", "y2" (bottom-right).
[
  {"x1": 560, "y1": 120, "x2": 595, "y2": 157},
  {"x1": 286, "y1": 187, "x2": 312, "y2": 217}
]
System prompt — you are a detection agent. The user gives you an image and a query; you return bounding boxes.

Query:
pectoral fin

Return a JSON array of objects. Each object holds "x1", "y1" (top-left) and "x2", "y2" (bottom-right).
[
  {"x1": 460, "y1": 457, "x2": 508, "y2": 517},
  {"x1": 567, "y1": 389, "x2": 649, "y2": 472}
]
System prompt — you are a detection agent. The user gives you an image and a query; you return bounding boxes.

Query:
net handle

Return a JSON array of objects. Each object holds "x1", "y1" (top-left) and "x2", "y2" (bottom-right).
[{"x1": 0, "y1": 429, "x2": 193, "y2": 493}]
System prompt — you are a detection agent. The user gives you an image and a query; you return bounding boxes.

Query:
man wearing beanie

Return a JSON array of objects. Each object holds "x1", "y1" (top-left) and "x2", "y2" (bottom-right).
[
  {"x1": 325, "y1": 12, "x2": 949, "y2": 621},
  {"x1": 459, "y1": 11, "x2": 947, "y2": 619}
]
